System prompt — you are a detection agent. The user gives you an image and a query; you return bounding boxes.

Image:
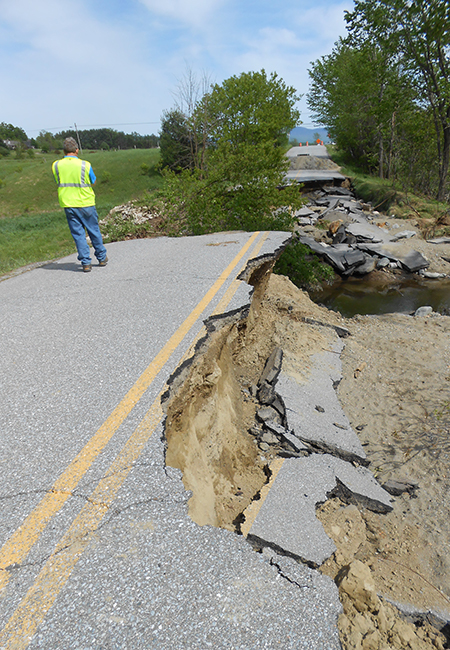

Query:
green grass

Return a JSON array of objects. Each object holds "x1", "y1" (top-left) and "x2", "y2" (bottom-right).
[
  {"x1": 0, "y1": 149, "x2": 163, "y2": 275},
  {"x1": 0, "y1": 211, "x2": 75, "y2": 275}
]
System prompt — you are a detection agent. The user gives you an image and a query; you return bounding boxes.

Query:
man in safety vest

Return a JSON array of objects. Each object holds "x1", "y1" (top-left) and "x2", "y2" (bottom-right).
[{"x1": 52, "y1": 137, "x2": 108, "y2": 272}]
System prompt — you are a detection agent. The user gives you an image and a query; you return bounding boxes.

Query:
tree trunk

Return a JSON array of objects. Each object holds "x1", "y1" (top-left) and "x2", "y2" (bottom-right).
[
  {"x1": 437, "y1": 121, "x2": 450, "y2": 201},
  {"x1": 387, "y1": 111, "x2": 396, "y2": 180},
  {"x1": 379, "y1": 135, "x2": 384, "y2": 179}
]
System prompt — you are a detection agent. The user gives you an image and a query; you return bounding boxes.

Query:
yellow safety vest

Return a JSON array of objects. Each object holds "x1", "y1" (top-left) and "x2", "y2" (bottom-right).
[{"x1": 52, "y1": 156, "x2": 96, "y2": 208}]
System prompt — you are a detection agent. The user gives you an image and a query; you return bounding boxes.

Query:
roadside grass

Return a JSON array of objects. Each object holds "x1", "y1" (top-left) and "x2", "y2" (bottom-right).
[
  {"x1": 0, "y1": 148, "x2": 162, "y2": 218},
  {"x1": 0, "y1": 211, "x2": 75, "y2": 275},
  {"x1": 327, "y1": 145, "x2": 450, "y2": 237},
  {"x1": 0, "y1": 149, "x2": 163, "y2": 275}
]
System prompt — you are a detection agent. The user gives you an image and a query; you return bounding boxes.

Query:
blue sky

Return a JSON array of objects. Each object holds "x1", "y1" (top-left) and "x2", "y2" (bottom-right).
[{"x1": 0, "y1": 0, "x2": 353, "y2": 138}]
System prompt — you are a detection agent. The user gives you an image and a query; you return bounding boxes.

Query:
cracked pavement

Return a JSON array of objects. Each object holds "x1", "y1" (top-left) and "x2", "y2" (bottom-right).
[{"x1": 0, "y1": 233, "x2": 342, "y2": 649}]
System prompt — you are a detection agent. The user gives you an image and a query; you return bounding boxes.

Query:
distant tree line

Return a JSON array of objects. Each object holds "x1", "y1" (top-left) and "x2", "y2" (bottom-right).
[
  {"x1": 37, "y1": 128, "x2": 159, "y2": 152},
  {"x1": 0, "y1": 122, "x2": 159, "y2": 154},
  {"x1": 307, "y1": 0, "x2": 450, "y2": 201}
]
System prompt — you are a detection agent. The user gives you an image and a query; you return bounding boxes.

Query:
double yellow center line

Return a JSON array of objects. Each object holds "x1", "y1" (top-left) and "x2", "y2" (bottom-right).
[{"x1": 0, "y1": 232, "x2": 268, "y2": 649}]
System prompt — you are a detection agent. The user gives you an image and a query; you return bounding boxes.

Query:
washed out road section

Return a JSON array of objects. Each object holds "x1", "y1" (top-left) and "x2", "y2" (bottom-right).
[
  {"x1": 0, "y1": 233, "x2": 333, "y2": 641},
  {"x1": 0, "y1": 231, "x2": 344, "y2": 649}
]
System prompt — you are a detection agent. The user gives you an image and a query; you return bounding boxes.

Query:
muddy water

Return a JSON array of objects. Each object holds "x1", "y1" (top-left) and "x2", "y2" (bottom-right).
[{"x1": 310, "y1": 274, "x2": 450, "y2": 317}]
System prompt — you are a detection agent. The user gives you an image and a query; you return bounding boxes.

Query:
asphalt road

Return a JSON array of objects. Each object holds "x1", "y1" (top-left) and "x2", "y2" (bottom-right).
[
  {"x1": 0, "y1": 233, "x2": 341, "y2": 649},
  {"x1": 285, "y1": 144, "x2": 346, "y2": 184}
]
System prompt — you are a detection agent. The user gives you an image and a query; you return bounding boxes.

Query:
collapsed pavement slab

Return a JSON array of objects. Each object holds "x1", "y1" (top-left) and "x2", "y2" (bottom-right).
[
  {"x1": 242, "y1": 323, "x2": 392, "y2": 569},
  {"x1": 345, "y1": 222, "x2": 391, "y2": 244},
  {"x1": 297, "y1": 184, "x2": 433, "y2": 277},
  {"x1": 245, "y1": 454, "x2": 392, "y2": 567},
  {"x1": 277, "y1": 341, "x2": 367, "y2": 464}
]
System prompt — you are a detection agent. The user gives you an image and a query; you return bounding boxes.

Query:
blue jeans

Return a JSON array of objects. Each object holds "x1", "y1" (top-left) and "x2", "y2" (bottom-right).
[{"x1": 64, "y1": 206, "x2": 107, "y2": 266}]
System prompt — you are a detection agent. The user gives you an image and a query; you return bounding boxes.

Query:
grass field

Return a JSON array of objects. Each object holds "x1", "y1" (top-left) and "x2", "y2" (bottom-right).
[{"x1": 0, "y1": 148, "x2": 163, "y2": 275}]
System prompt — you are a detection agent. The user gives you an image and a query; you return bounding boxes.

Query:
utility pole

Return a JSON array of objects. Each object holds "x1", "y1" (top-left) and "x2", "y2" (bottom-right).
[{"x1": 74, "y1": 123, "x2": 83, "y2": 153}]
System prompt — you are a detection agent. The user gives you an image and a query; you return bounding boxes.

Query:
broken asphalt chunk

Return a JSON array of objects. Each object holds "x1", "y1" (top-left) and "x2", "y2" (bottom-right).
[
  {"x1": 382, "y1": 478, "x2": 419, "y2": 496},
  {"x1": 245, "y1": 454, "x2": 392, "y2": 566},
  {"x1": 258, "y1": 347, "x2": 283, "y2": 386},
  {"x1": 275, "y1": 343, "x2": 367, "y2": 465}
]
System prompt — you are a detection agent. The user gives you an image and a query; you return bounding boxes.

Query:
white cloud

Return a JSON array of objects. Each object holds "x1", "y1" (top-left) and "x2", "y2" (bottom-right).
[
  {"x1": 0, "y1": 0, "x2": 354, "y2": 134},
  {"x1": 0, "y1": 0, "x2": 169, "y2": 133},
  {"x1": 138, "y1": 0, "x2": 226, "y2": 29}
]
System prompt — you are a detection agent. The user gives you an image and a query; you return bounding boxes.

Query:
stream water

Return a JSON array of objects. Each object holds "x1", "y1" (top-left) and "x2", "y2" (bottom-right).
[{"x1": 309, "y1": 273, "x2": 450, "y2": 317}]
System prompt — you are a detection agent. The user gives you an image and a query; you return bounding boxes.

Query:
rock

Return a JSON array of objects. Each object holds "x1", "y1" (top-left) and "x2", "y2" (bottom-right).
[
  {"x1": 377, "y1": 257, "x2": 391, "y2": 268},
  {"x1": 419, "y1": 270, "x2": 447, "y2": 279},
  {"x1": 259, "y1": 430, "x2": 279, "y2": 445},
  {"x1": 334, "y1": 325, "x2": 351, "y2": 338},
  {"x1": 263, "y1": 420, "x2": 287, "y2": 437},
  {"x1": 382, "y1": 479, "x2": 419, "y2": 496},
  {"x1": 414, "y1": 306, "x2": 433, "y2": 317},
  {"x1": 257, "y1": 381, "x2": 276, "y2": 404},
  {"x1": 315, "y1": 405, "x2": 325, "y2": 413},
  {"x1": 256, "y1": 406, "x2": 282, "y2": 425},
  {"x1": 391, "y1": 619, "x2": 417, "y2": 647},
  {"x1": 344, "y1": 249, "x2": 367, "y2": 267},
  {"x1": 320, "y1": 208, "x2": 347, "y2": 222},
  {"x1": 337, "y1": 560, "x2": 381, "y2": 614},
  {"x1": 353, "y1": 256, "x2": 376, "y2": 275},
  {"x1": 329, "y1": 229, "x2": 345, "y2": 244},
  {"x1": 391, "y1": 230, "x2": 417, "y2": 241},
  {"x1": 345, "y1": 223, "x2": 384, "y2": 243},
  {"x1": 278, "y1": 429, "x2": 308, "y2": 454},
  {"x1": 427, "y1": 237, "x2": 450, "y2": 244},
  {"x1": 295, "y1": 207, "x2": 316, "y2": 217}
]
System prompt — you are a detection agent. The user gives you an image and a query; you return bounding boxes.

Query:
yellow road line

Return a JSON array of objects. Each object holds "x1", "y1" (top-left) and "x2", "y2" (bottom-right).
[
  {"x1": 0, "y1": 232, "x2": 260, "y2": 592},
  {"x1": 210, "y1": 232, "x2": 268, "y2": 317},
  {"x1": 0, "y1": 232, "x2": 270, "y2": 649},
  {"x1": 0, "y1": 398, "x2": 164, "y2": 649}
]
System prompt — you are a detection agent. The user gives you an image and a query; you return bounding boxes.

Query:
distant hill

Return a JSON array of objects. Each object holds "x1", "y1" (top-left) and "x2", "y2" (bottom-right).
[{"x1": 289, "y1": 126, "x2": 331, "y2": 144}]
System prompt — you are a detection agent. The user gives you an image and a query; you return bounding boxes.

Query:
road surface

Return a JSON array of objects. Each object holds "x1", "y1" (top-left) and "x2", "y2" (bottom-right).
[{"x1": 0, "y1": 233, "x2": 341, "y2": 649}]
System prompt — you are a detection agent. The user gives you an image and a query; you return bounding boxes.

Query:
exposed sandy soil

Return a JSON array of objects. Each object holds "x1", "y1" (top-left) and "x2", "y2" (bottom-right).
[
  {"x1": 163, "y1": 225, "x2": 450, "y2": 649},
  {"x1": 289, "y1": 154, "x2": 342, "y2": 172},
  {"x1": 163, "y1": 271, "x2": 343, "y2": 531}
]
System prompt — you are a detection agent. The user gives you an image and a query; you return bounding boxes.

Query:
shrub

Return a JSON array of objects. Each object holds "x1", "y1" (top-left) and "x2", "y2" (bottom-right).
[{"x1": 274, "y1": 240, "x2": 335, "y2": 290}]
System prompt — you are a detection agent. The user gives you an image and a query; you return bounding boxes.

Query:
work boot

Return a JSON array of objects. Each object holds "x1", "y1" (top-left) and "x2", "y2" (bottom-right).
[
  {"x1": 82, "y1": 264, "x2": 92, "y2": 273},
  {"x1": 98, "y1": 256, "x2": 108, "y2": 267}
]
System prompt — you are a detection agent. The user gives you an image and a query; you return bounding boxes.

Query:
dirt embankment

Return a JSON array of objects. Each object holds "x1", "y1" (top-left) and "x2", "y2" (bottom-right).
[{"x1": 162, "y1": 264, "x2": 450, "y2": 650}]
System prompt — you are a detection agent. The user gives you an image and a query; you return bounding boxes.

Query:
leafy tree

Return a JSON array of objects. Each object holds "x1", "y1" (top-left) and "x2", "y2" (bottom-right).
[
  {"x1": 162, "y1": 70, "x2": 303, "y2": 234},
  {"x1": 159, "y1": 109, "x2": 193, "y2": 171},
  {"x1": 0, "y1": 122, "x2": 27, "y2": 142},
  {"x1": 308, "y1": 40, "x2": 418, "y2": 178},
  {"x1": 345, "y1": 0, "x2": 450, "y2": 200},
  {"x1": 36, "y1": 130, "x2": 63, "y2": 152}
]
